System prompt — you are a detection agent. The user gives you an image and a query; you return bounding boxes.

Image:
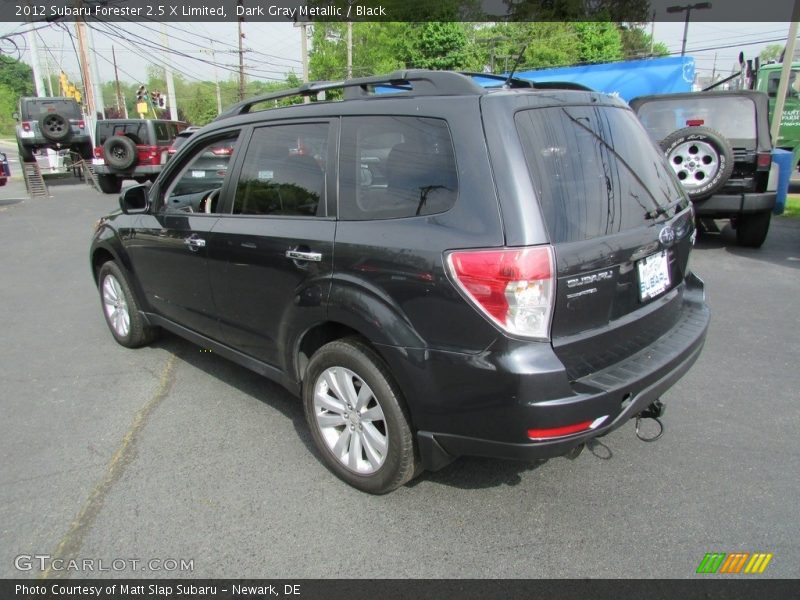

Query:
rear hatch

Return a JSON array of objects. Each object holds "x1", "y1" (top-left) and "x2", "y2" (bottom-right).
[
  {"x1": 631, "y1": 93, "x2": 768, "y2": 193},
  {"x1": 95, "y1": 121, "x2": 175, "y2": 167},
  {"x1": 513, "y1": 100, "x2": 695, "y2": 381}
]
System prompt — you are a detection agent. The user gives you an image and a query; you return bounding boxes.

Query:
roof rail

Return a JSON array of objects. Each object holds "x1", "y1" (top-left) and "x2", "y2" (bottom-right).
[
  {"x1": 458, "y1": 72, "x2": 536, "y2": 89},
  {"x1": 214, "y1": 70, "x2": 486, "y2": 121}
]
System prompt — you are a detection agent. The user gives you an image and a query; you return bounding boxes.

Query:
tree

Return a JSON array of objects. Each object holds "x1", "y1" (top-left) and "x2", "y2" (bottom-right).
[
  {"x1": 0, "y1": 57, "x2": 33, "y2": 136},
  {"x1": 760, "y1": 44, "x2": 783, "y2": 64},
  {"x1": 618, "y1": 24, "x2": 670, "y2": 59},
  {"x1": 574, "y1": 22, "x2": 624, "y2": 64}
]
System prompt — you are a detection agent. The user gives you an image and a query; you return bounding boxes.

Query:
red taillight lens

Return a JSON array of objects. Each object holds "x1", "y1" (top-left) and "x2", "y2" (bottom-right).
[
  {"x1": 446, "y1": 246, "x2": 555, "y2": 339},
  {"x1": 528, "y1": 421, "x2": 593, "y2": 440},
  {"x1": 93, "y1": 147, "x2": 102, "y2": 158},
  {"x1": 77, "y1": 120, "x2": 85, "y2": 129},
  {"x1": 757, "y1": 152, "x2": 772, "y2": 169},
  {"x1": 212, "y1": 147, "x2": 233, "y2": 156},
  {"x1": 685, "y1": 119, "x2": 704, "y2": 127},
  {"x1": 22, "y1": 121, "x2": 31, "y2": 132}
]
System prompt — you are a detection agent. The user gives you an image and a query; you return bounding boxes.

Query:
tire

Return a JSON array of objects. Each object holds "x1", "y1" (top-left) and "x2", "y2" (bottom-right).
[
  {"x1": 17, "y1": 142, "x2": 35, "y2": 163},
  {"x1": 736, "y1": 210, "x2": 772, "y2": 248},
  {"x1": 38, "y1": 113, "x2": 71, "y2": 142},
  {"x1": 97, "y1": 261, "x2": 159, "y2": 348},
  {"x1": 103, "y1": 136, "x2": 138, "y2": 170},
  {"x1": 97, "y1": 174, "x2": 123, "y2": 194},
  {"x1": 303, "y1": 338, "x2": 420, "y2": 494},
  {"x1": 660, "y1": 126, "x2": 734, "y2": 200},
  {"x1": 0, "y1": 178, "x2": 6, "y2": 187}
]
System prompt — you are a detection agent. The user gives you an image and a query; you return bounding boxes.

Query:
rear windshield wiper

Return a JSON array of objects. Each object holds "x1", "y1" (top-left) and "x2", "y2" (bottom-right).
[{"x1": 645, "y1": 197, "x2": 686, "y2": 220}]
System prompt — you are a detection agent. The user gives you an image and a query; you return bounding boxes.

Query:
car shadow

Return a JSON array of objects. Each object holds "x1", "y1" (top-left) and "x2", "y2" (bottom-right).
[
  {"x1": 694, "y1": 216, "x2": 800, "y2": 271},
  {"x1": 147, "y1": 333, "x2": 622, "y2": 492}
]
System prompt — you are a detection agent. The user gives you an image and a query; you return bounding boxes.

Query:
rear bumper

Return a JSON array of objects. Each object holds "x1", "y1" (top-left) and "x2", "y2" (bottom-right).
[
  {"x1": 378, "y1": 274, "x2": 710, "y2": 470},
  {"x1": 94, "y1": 164, "x2": 163, "y2": 176},
  {"x1": 692, "y1": 192, "x2": 775, "y2": 216}
]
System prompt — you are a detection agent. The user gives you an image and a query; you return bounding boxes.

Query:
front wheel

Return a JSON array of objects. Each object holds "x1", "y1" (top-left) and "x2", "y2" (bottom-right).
[
  {"x1": 303, "y1": 338, "x2": 420, "y2": 494},
  {"x1": 97, "y1": 261, "x2": 158, "y2": 348}
]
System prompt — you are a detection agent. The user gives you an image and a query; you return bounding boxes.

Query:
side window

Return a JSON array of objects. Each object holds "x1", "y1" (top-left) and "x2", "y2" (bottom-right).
[
  {"x1": 163, "y1": 133, "x2": 239, "y2": 214},
  {"x1": 339, "y1": 116, "x2": 458, "y2": 220},
  {"x1": 233, "y1": 123, "x2": 329, "y2": 217},
  {"x1": 154, "y1": 122, "x2": 170, "y2": 143}
]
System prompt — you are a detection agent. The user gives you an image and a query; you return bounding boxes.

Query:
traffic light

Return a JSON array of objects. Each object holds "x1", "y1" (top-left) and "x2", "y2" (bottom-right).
[
  {"x1": 151, "y1": 91, "x2": 165, "y2": 109},
  {"x1": 136, "y1": 85, "x2": 148, "y2": 101}
]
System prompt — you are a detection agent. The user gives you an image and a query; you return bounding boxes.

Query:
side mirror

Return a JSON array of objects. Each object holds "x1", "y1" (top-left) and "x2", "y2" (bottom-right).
[
  {"x1": 12, "y1": 112, "x2": 19, "y2": 121},
  {"x1": 119, "y1": 184, "x2": 150, "y2": 214}
]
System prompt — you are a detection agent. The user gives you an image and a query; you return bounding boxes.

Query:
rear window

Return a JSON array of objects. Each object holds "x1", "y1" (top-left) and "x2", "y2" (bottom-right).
[
  {"x1": 339, "y1": 116, "x2": 458, "y2": 220},
  {"x1": 515, "y1": 106, "x2": 684, "y2": 244},
  {"x1": 636, "y1": 96, "x2": 757, "y2": 142},
  {"x1": 23, "y1": 99, "x2": 81, "y2": 120},
  {"x1": 96, "y1": 122, "x2": 149, "y2": 145}
]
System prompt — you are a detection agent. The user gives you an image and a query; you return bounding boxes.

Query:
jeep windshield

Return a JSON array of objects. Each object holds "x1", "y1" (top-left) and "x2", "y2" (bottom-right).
[
  {"x1": 515, "y1": 105, "x2": 686, "y2": 243},
  {"x1": 635, "y1": 96, "x2": 757, "y2": 144}
]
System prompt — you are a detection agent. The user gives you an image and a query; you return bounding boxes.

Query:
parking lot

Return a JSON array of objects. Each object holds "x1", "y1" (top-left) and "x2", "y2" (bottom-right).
[{"x1": 1, "y1": 141, "x2": 799, "y2": 579}]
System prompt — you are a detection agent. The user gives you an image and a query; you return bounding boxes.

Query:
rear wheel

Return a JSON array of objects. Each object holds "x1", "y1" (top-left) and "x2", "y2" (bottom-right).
[
  {"x1": 97, "y1": 174, "x2": 123, "y2": 194},
  {"x1": 736, "y1": 210, "x2": 771, "y2": 248},
  {"x1": 97, "y1": 261, "x2": 158, "y2": 348},
  {"x1": 303, "y1": 338, "x2": 419, "y2": 494}
]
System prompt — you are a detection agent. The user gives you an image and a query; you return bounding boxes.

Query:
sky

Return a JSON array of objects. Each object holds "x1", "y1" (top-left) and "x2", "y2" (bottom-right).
[{"x1": 0, "y1": 19, "x2": 794, "y2": 91}]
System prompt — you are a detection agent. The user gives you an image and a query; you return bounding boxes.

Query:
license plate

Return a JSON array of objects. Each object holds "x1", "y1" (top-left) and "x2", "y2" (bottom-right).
[
  {"x1": 637, "y1": 251, "x2": 670, "y2": 301},
  {"x1": 19, "y1": 131, "x2": 34, "y2": 138},
  {"x1": 191, "y1": 170, "x2": 206, "y2": 178}
]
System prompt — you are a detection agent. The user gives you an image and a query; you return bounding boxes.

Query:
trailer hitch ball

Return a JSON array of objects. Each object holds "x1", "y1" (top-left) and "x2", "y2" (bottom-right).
[{"x1": 635, "y1": 399, "x2": 666, "y2": 442}]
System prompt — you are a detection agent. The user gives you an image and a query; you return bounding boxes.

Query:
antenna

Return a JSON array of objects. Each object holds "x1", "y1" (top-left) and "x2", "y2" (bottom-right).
[{"x1": 504, "y1": 44, "x2": 528, "y2": 88}]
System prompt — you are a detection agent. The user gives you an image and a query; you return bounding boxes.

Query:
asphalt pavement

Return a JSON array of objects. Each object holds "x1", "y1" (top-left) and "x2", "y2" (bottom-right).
[{"x1": 1, "y1": 142, "x2": 799, "y2": 579}]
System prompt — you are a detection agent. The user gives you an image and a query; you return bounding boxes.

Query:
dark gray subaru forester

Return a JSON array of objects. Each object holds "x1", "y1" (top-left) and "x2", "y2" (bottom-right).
[{"x1": 90, "y1": 71, "x2": 709, "y2": 494}]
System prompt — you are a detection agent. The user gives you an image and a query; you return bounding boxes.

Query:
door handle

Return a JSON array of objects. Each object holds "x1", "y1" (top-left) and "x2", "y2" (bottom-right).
[
  {"x1": 184, "y1": 235, "x2": 206, "y2": 250},
  {"x1": 285, "y1": 250, "x2": 322, "y2": 262}
]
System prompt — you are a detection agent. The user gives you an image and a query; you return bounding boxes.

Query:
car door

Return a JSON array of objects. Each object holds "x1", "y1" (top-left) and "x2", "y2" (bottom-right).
[
  {"x1": 209, "y1": 120, "x2": 337, "y2": 369},
  {"x1": 126, "y1": 129, "x2": 243, "y2": 339}
]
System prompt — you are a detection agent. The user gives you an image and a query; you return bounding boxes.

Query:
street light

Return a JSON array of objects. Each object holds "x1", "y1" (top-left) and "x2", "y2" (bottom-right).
[{"x1": 667, "y1": 2, "x2": 712, "y2": 57}]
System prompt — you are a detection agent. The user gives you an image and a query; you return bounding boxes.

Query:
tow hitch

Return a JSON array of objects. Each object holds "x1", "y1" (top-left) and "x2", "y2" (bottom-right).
[{"x1": 635, "y1": 399, "x2": 665, "y2": 442}]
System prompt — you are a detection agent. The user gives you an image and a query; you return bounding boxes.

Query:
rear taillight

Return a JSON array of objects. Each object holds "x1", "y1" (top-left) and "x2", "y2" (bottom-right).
[
  {"x1": 757, "y1": 152, "x2": 772, "y2": 169},
  {"x1": 446, "y1": 245, "x2": 555, "y2": 340},
  {"x1": 212, "y1": 147, "x2": 234, "y2": 156},
  {"x1": 22, "y1": 121, "x2": 31, "y2": 132},
  {"x1": 93, "y1": 147, "x2": 103, "y2": 158},
  {"x1": 77, "y1": 120, "x2": 85, "y2": 129}
]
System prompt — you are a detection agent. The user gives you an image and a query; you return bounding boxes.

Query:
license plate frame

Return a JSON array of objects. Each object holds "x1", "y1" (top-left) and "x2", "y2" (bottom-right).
[{"x1": 637, "y1": 250, "x2": 671, "y2": 302}]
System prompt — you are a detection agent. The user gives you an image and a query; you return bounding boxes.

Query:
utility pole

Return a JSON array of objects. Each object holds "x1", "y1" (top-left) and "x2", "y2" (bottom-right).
[
  {"x1": 25, "y1": 28, "x2": 46, "y2": 97},
  {"x1": 238, "y1": 1, "x2": 246, "y2": 101},
  {"x1": 160, "y1": 24, "x2": 178, "y2": 120},
  {"x1": 771, "y1": 5, "x2": 800, "y2": 143},
  {"x1": 43, "y1": 52, "x2": 54, "y2": 96},
  {"x1": 112, "y1": 46, "x2": 126, "y2": 117},
  {"x1": 209, "y1": 41, "x2": 223, "y2": 115},
  {"x1": 85, "y1": 23, "x2": 106, "y2": 119},
  {"x1": 346, "y1": 22, "x2": 353, "y2": 79},
  {"x1": 295, "y1": 19, "x2": 309, "y2": 102},
  {"x1": 667, "y1": 3, "x2": 712, "y2": 57},
  {"x1": 74, "y1": 22, "x2": 95, "y2": 116},
  {"x1": 649, "y1": 11, "x2": 656, "y2": 56}
]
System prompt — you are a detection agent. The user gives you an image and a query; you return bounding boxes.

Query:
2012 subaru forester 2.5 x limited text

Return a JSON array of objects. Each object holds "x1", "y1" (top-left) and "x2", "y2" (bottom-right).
[{"x1": 90, "y1": 71, "x2": 710, "y2": 494}]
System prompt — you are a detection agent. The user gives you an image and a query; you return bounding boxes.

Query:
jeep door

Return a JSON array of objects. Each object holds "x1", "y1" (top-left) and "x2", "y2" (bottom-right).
[
  {"x1": 125, "y1": 130, "x2": 242, "y2": 338},
  {"x1": 209, "y1": 120, "x2": 337, "y2": 368}
]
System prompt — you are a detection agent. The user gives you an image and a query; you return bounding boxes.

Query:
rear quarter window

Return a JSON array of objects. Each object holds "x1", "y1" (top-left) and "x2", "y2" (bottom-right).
[
  {"x1": 339, "y1": 116, "x2": 458, "y2": 220},
  {"x1": 515, "y1": 105, "x2": 684, "y2": 243}
]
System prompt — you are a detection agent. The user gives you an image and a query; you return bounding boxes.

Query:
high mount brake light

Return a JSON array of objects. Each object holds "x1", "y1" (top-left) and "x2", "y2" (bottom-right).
[{"x1": 446, "y1": 246, "x2": 555, "y2": 340}]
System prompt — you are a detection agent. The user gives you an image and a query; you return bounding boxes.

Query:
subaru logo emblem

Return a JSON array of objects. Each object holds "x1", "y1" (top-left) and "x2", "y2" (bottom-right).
[{"x1": 659, "y1": 225, "x2": 676, "y2": 247}]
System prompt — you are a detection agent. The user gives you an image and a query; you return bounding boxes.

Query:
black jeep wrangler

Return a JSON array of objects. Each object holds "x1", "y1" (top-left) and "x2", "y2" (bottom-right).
[
  {"x1": 14, "y1": 97, "x2": 92, "y2": 163},
  {"x1": 91, "y1": 71, "x2": 709, "y2": 493},
  {"x1": 631, "y1": 90, "x2": 776, "y2": 248},
  {"x1": 93, "y1": 119, "x2": 186, "y2": 194}
]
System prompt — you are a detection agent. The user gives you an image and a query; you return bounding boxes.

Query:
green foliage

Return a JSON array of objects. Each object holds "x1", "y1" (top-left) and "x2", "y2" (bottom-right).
[
  {"x1": 0, "y1": 57, "x2": 33, "y2": 136},
  {"x1": 618, "y1": 24, "x2": 670, "y2": 59},
  {"x1": 0, "y1": 84, "x2": 19, "y2": 137},
  {"x1": 574, "y1": 22, "x2": 624, "y2": 64},
  {"x1": 760, "y1": 44, "x2": 783, "y2": 64}
]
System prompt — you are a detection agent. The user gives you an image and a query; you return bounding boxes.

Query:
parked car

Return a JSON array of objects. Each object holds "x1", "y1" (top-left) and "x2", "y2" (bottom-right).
[
  {"x1": 167, "y1": 125, "x2": 201, "y2": 158},
  {"x1": 90, "y1": 70, "x2": 709, "y2": 493},
  {"x1": 93, "y1": 119, "x2": 187, "y2": 194},
  {"x1": 0, "y1": 152, "x2": 9, "y2": 186},
  {"x1": 631, "y1": 90, "x2": 776, "y2": 247},
  {"x1": 14, "y1": 96, "x2": 92, "y2": 163}
]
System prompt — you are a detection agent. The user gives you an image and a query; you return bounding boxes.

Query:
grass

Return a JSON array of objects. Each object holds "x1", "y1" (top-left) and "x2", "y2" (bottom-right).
[{"x1": 785, "y1": 195, "x2": 800, "y2": 217}]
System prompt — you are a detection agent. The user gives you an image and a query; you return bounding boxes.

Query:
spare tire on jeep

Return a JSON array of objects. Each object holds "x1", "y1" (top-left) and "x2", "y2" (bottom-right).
[
  {"x1": 103, "y1": 136, "x2": 139, "y2": 170},
  {"x1": 660, "y1": 126, "x2": 734, "y2": 200},
  {"x1": 39, "y1": 113, "x2": 71, "y2": 142}
]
